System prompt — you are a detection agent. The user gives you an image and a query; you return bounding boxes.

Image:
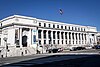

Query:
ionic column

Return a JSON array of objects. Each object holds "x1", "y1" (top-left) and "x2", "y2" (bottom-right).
[
  {"x1": 59, "y1": 31, "x2": 62, "y2": 45},
  {"x1": 55, "y1": 31, "x2": 57, "y2": 44},
  {"x1": 94, "y1": 34, "x2": 97, "y2": 45},
  {"x1": 36, "y1": 29, "x2": 38, "y2": 45},
  {"x1": 83, "y1": 34, "x2": 85, "y2": 45},
  {"x1": 80, "y1": 33, "x2": 82, "y2": 45},
  {"x1": 41, "y1": 30, "x2": 44, "y2": 45},
  {"x1": 51, "y1": 31, "x2": 53, "y2": 44},
  {"x1": 19, "y1": 28, "x2": 22, "y2": 48},
  {"x1": 70, "y1": 32, "x2": 73, "y2": 45},
  {"x1": 63, "y1": 32, "x2": 66, "y2": 45},
  {"x1": 77, "y1": 33, "x2": 79, "y2": 45},
  {"x1": 74, "y1": 33, "x2": 76, "y2": 45},
  {"x1": 86, "y1": 33, "x2": 89, "y2": 45},
  {"x1": 67, "y1": 32, "x2": 69, "y2": 45},
  {"x1": 46, "y1": 30, "x2": 48, "y2": 44}
]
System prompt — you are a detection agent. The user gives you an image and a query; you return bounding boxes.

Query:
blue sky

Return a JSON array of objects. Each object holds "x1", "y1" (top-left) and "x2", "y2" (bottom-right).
[{"x1": 0, "y1": 0, "x2": 100, "y2": 31}]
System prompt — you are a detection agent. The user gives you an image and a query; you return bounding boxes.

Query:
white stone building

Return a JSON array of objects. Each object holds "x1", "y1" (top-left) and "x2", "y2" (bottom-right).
[
  {"x1": 0, "y1": 15, "x2": 97, "y2": 58},
  {"x1": 96, "y1": 32, "x2": 100, "y2": 44}
]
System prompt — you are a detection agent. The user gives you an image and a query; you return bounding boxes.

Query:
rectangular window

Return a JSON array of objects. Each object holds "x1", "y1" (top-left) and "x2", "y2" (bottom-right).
[
  {"x1": 58, "y1": 40, "x2": 59, "y2": 44},
  {"x1": 44, "y1": 23, "x2": 46, "y2": 27},
  {"x1": 72, "y1": 33, "x2": 74, "y2": 39},
  {"x1": 53, "y1": 24, "x2": 55, "y2": 28},
  {"x1": 39, "y1": 40, "x2": 41, "y2": 45},
  {"x1": 62, "y1": 40, "x2": 63, "y2": 44},
  {"x1": 53, "y1": 40, "x2": 55, "y2": 44},
  {"x1": 57, "y1": 32, "x2": 59, "y2": 39},
  {"x1": 66, "y1": 40, "x2": 67, "y2": 44},
  {"x1": 49, "y1": 40, "x2": 51, "y2": 44},
  {"x1": 69, "y1": 26, "x2": 70, "y2": 30},
  {"x1": 75, "y1": 27, "x2": 77, "y2": 31},
  {"x1": 69, "y1": 33, "x2": 71, "y2": 39},
  {"x1": 33, "y1": 35, "x2": 36, "y2": 44},
  {"x1": 38, "y1": 30, "x2": 41, "y2": 39},
  {"x1": 82, "y1": 34, "x2": 83, "y2": 40},
  {"x1": 43, "y1": 31, "x2": 46, "y2": 38},
  {"x1": 39, "y1": 23, "x2": 41, "y2": 26},
  {"x1": 49, "y1": 24, "x2": 50, "y2": 27},
  {"x1": 53, "y1": 32, "x2": 55, "y2": 39},
  {"x1": 72, "y1": 27, "x2": 73, "y2": 30},
  {"x1": 65, "y1": 26, "x2": 67, "y2": 29},
  {"x1": 65, "y1": 32, "x2": 67, "y2": 39},
  {"x1": 79, "y1": 34, "x2": 80, "y2": 40},
  {"x1": 61, "y1": 33, "x2": 63, "y2": 39},
  {"x1": 48, "y1": 31, "x2": 51, "y2": 39},
  {"x1": 84, "y1": 28, "x2": 85, "y2": 31},
  {"x1": 44, "y1": 34, "x2": 46, "y2": 38},
  {"x1": 44, "y1": 40, "x2": 46, "y2": 44},
  {"x1": 79, "y1": 41, "x2": 81, "y2": 44},
  {"x1": 73, "y1": 41, "x2": 74, "y2": 44},
  {"x1": 81, "y1": 28, "x2": 83, "y2": 31},
  {"x1": 57, "y1": 25, "x2": 59, "y2": 28},
  {"x1": 85, "y1": 34, "x2": 86, "y2": 40},
  {"x1": 61, "y1": 26, "x2": 63, "y2": 29}
]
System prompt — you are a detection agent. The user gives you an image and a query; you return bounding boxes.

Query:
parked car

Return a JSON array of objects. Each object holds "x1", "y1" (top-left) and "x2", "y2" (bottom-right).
[
  {"x1": 76, "y1": 47, "x2": 85, "y2": 50},
  {"x1": 85, "y1": 46, "x2": 92, "y2": 49},
  {"x1": 69, "y1": 46, "x2": 85, "y2": 51},
  {"x1": 58, "y1": 48, "x2": 63, "y2": 52},
  {"x1": 93, "y1": 45, "x2": 100, "y2": 49},
  {"x1": 69, "y1": 46, "x2": 77, "y2": 51},
  {"x1": 46, "y1": 48, "x2": 59, "y2": 53}
]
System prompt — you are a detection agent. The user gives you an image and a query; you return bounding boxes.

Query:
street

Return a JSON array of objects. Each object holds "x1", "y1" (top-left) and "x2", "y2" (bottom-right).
[{"x1": 0, "y1": 49, "x2": 100, "y2": 67}]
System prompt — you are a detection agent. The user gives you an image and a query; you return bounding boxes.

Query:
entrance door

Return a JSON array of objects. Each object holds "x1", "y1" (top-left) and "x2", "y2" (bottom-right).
[{"x1": 22, "y1": 35, "x2": 27, "y2": 47}]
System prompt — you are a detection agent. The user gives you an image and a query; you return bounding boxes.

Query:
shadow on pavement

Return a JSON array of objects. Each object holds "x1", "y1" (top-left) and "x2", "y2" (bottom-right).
[{"x1": 1, "y1": 54, "x2": 100, "y2": 67}]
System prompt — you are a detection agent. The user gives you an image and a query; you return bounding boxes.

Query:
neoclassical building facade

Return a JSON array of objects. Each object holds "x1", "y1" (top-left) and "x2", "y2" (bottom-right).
[{"x1": 0, "y1": 15, "x2": 97, "y2": 58}]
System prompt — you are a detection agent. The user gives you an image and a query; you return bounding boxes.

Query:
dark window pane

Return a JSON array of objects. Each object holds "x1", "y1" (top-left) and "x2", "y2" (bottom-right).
[
  {"x1": 44, "y1": 23, "x2": 46, "y2": 27},
  {"x1": 39, "y1": 40, "x2": 41, "y2": 45},
  {"x1": 44, "y1": 40, "x2": 46, "y2": 44},
  {"x1": 49, "y1": 24, "x2": 50, "y2": 27},
  {"x1": 38, "y1": 30, "x2": 41, "y2": 38},
  {"x1": 53, "y1": 40, "x2": 55, "y2": 44},
  {"x1": 65, "y1": 26, "x2": 67, "y2": 29},
  {"x1": 39, "y1": 23, "x2": 41, "y2": 26},
  {"x1": 57, "y1": 25, "x2": 59, "y2": 28},
  {"x1": 61, "y1": 26, "x2": 63, "y2": 29},
  {"x1": 53, "y1": 24, "x2": 55, "y2": 28},
  {"x1": 58, "y1": 40, "x2": 59, "y2": 44}
]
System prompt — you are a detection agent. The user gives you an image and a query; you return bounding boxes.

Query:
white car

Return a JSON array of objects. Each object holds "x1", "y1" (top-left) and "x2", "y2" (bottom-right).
[
  {"x1": 69, "y1": 46, "x2": 78, "y2": 51},
  {"x1": 85, "y1": 46, "x2": 92, "y2": 49}
]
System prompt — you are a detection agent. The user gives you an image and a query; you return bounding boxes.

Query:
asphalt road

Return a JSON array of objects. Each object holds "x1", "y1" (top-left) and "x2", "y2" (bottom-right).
[
  {"x1": 0, "y1": 49, "x2": 100, "y2": 67},
  {"x1": 33, "y1": 55, "x2": 100, "y2": 67}
]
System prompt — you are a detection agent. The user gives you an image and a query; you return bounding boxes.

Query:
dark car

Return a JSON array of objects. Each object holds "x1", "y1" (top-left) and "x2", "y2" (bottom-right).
[
  {"x1": 93, "y1": 45, "x2": 100, "y2": 49},
  {"x1": 46, "y1": 48, "x2": 59, "y2": 53},
  {"x1": 76, "y1": 47, "x2": 85, "y2": 50}
]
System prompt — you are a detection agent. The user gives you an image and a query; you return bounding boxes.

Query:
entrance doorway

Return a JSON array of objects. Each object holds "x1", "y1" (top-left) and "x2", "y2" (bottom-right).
[{"x1": 22, "y1": 35, "x2": 27, "y2": 47}]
